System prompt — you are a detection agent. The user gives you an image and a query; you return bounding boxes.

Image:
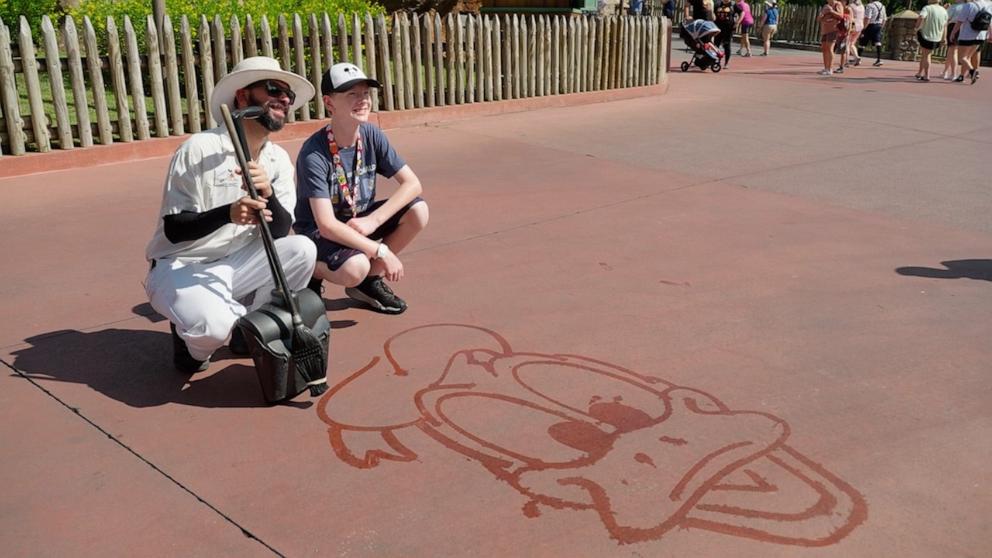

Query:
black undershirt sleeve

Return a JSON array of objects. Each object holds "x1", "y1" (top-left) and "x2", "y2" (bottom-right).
[
  {"x1": 162, "y1": 193, "x2": 292, "y2": 244},
  {"x1": 267, "y1": 193, "x2": 292, "y2": 239},
  {"x1": 163, "y1": 205, "x2": 232, "y2": 243}
]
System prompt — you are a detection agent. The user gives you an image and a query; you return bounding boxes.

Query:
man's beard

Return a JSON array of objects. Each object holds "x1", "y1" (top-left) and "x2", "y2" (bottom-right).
[{"x1": 254, "y1": 99, "x2": 287, "y2": 132}]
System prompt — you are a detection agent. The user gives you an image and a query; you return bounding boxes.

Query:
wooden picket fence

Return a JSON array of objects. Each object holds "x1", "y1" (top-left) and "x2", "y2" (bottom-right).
[{"x1": 0, "y1": 12, "x2": 669, "y2": 156}]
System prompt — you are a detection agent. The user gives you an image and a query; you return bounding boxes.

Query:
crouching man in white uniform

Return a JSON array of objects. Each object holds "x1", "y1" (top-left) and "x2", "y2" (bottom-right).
[{"x1": 144, "y1": 57, "x2": 317, "y2": 373}]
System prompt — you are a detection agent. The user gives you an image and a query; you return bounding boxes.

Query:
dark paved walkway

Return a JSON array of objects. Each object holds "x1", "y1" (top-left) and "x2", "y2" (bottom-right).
[{"x1": 1, "y1": 48, "x2": 990, "y2": 557}]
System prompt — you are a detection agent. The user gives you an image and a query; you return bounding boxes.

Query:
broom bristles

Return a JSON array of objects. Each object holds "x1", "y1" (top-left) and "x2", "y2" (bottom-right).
[{"x1": 290, "y1": 323, "x2": 328, "y2": 397}]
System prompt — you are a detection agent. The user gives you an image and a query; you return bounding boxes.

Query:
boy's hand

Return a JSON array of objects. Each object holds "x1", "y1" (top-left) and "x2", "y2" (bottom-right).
[
  {"x1": 347, "y1": 215, "x2": 381, "y2": 236},
  {"x1": 379, "y1": 250, "x2": 404, "y2": 282}
]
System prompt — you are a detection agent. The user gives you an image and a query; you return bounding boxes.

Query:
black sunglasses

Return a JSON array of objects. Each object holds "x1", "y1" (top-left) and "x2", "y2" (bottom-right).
[{"x1": 250, "y1": 80, "x2": 296, "y2": 103}]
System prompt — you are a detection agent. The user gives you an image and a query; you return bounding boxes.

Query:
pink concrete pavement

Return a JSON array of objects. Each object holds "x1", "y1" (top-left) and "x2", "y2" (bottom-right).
[{"x1": 1, "y1": 51, "x2": 990, "y2": 557}]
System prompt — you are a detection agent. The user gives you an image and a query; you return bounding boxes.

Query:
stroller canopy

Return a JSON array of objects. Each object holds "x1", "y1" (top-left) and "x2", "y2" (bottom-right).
[{"x1": 682, "y1": 20, "x2": 721, "y2": 41}]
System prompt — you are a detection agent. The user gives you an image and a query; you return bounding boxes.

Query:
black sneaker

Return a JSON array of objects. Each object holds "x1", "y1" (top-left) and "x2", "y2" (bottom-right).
[
  {"x1": 345, "y1": 276, "x2": 407, "y2": 314},
  {"x1": 229, "y1": 326, "x2": 249, "y2": 356},
  {"x1": 307, "y1": 277, "x2": 324, "y2": 299},
  {"x1": 171, "y1": 323, "x2": 210, "y2": 373}
]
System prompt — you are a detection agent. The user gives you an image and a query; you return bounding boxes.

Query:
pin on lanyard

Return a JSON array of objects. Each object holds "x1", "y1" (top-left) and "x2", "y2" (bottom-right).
[{"x1": 325, "y1": 125, "x2": 363, "y2": 217}]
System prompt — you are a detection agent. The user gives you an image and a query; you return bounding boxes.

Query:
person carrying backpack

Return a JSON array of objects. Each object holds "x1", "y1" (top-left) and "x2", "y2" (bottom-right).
[
  {"x1": 862, "y1": 0, "x2": 887, "y2": 66},
  {"x1": 950, "y1": 0, "x2": 991, "y2": 82}
]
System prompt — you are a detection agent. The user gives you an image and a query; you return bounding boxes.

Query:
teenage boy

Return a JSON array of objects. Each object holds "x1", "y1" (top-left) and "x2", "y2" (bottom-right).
[{"x1": 294, "y1": 63, "x2": 429, "y2": 315}]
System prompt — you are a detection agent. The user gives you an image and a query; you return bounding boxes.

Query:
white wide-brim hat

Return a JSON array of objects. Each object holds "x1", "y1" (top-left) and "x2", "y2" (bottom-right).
[{"x1": 209, "y1": 56, "x2": 315, "y2": 125}]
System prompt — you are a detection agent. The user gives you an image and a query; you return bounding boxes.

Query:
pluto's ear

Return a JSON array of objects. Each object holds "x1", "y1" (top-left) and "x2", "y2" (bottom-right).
[{"x1": 516, "y1": 468, "x2": 597, "y2": 508}]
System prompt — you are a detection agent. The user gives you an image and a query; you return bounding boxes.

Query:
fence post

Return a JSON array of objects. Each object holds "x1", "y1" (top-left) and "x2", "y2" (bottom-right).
[
  {"x1": 198, "y1": 15, "x2": 215, "y2": 129},
  {"x1": 475, "y1": 14, "x2": 485, "y2": 101},
  {"x1": 230, "y1": 15, "x2": 243, "y2": 66},
  {"x1": 125, "y1": 16, "x2": 150, "y2": 138},
  {"x1": 328, "y1": 12, "x2": 335, "y2": 68},
  {"x1": 106, "y1": 17, "x2": 134, "y2": 142},
  {"x1": 489, "y1": 15, "x2": 503, "y2": 101},
  {"x1": 41, "y1": 16, "x2": 73, "y2": 149},
  {"x1": 392, "y1": 14, "x2": 406, "y2": 110},
  {"x1": 551, "y1": 16, "x2": 560, "y2": 95},
  {"x1": 18, "y1": 18, "x2": 51, "y2": 152},
  {"x1": 82, "y1": 17, "x2": 113, "y2": 144},
  {"x1": 376, "y1": 14, "x2": 394, "y2": 111},
  {"x1": 63, "y1": 17, "x2": 93, "y2": 147},
  {"x1": 309, "y1": 14, "x2": 324, "y2": 120},
  {"x1": 466, "y1": 14, "x2": 476, "y2": 103},
  {"x1": 413, "y1": 13, "x2": 425, "y2": 108},
  {"x1": 434, "y1": 13, "x2": 445, "y2": 106},
  {"x1": 260, "y1": 15, "x2": 274, "y2": 58},
  {"x1": 353, "y1": 13, "x2": 363, "y2": 68},
  {"x1": 0, "y1": 23, "x2": 26, "y2": 155},
  {"x1": 337, "y1": 14, "x2": 349, "y2": 63},
  {"x1": 444, "y1": 14, "x2": 455, "y2": 104},
  {"x1": 422, "y1": 13, "x2": 435, "y2": 107},
  {"x1": 245, "y1": 15, "x2": 258, "y2": 58},
  {"x1": 162, "y1": 15, "x2": 184, "y2": 135},
  {"x1": 401, "y1": 12, "x2": 415, "y2": 109},
  {"x1": 277, "y1": 15, "x2": 294, "y2": 123},
  {"x1": 484, "y1": 16, "x2": 495, "y2": 102},
  {"x1": 520, "y1": 16, "x2": 528, "y2": 98},
  {"x1": 293, "y1": 14, "x2": 310, "y2": 121},
  {"x1": 365, "y1": 13, "x2": 379, "y2": 111},
  {"x1": 179, "y1": 16, "x2": 201, "y2": 133},
  {"x1": 212, "y1": 16, "x2": 227, "y2": 78},
  {"x1": 146, "y1": 16, "x2": 169, "y2": 137}
]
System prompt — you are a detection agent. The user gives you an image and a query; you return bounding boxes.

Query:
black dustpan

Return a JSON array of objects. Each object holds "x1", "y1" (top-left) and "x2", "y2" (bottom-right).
[{"x1": 220, "y1": 104, "x2": 330, "y2": 404}]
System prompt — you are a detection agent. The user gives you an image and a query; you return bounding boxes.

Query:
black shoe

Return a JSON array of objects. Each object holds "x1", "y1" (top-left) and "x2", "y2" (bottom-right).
[
  {"x1": 307, "y1": 277, "x2": 324, "y2": 299},
  {"x1": 970, "y1": 70, "x2": 980, "y2": 84},
  {"x1": 171, "y1": 323, "x2": 210, "y2": 373},
  {"x1": 229, "y1": 326, "x2": 249, "y2": 356},
  {"x1": 345, "y1": 276, "x2": 407, "y2": 315},
  {"x1": 954, "y1": 75, "x2": 965, "y2": 82}
]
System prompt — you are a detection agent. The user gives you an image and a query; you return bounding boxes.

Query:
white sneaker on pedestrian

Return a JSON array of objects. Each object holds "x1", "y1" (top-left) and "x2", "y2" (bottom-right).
[{"x1": 818, "y1": 69, "x2": 832, "y2": 76}]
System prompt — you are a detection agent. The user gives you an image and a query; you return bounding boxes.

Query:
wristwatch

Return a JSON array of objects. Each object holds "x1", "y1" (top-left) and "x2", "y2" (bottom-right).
[{"x1": 374, "y1": 242, "x2": 390, "y2": 259}]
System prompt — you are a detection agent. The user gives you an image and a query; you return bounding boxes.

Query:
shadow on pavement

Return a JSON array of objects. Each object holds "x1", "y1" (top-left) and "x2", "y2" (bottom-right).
[
  {"x1": 132, "y1": 301, "x2": 358, "y2": 329},
  {"x1": 7, "y1": 329, "x2": 311, "y2": 409},
  {"x1": 895, "y1": 259, "x2": 992, "y2": 282}
]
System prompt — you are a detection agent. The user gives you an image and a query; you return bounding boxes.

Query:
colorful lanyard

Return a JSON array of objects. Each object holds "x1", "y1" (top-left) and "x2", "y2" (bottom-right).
[{"x1": 325, "y1": 125, "x2": 363, "y2": 217}]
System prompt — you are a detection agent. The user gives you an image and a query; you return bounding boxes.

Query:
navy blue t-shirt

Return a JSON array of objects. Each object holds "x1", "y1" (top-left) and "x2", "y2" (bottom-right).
[{"x1": 293, "y1": 122, "x2": 406, "y2": 237}]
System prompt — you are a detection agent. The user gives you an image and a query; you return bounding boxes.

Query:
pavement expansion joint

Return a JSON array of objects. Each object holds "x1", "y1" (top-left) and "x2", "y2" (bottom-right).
[{"x1": 0, "y1": 358, "x2": 286, "y2": 558}]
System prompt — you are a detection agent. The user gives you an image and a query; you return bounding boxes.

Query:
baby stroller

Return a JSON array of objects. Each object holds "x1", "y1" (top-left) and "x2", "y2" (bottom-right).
[{"x1": 679, "y1": 20, "x2": 723, "y2": 73}]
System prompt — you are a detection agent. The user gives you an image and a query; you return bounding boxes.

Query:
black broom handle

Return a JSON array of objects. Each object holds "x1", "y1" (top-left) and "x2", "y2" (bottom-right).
[{"x1": 220, "y1": 104, "x2": 304, "y2": 324}]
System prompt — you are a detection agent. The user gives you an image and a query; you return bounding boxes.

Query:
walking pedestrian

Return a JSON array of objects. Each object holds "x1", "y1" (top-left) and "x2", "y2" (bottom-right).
[
  {"x1": 835, "y1": 1, "x2": 855, "y2": 73},
  {"x1": 760, "y1": 0, "x2": 780, "y2": 55},
  {"x1": 736, "y1": 0, "x2": 755, "y2": 56},
  {"x1": 862, "y1": 0, "x2": 887, "y2": 66},
  {"x1": 818, "y1": 0, "x2": 846, "y2": 74},
  {"x1": 942, "y1": 0, "x2": 965, "y2": 80},
  {"x1": 847, "y1": 0, "x2": 866, "y2": 66},
  {"x1": 714, "y1": 0, "x2": 739, "y2": 66},
  {"x1": 949, "y1": 0, "x2": 991, "y2": 83},
  {"x1": 915, "y1": 0, "x2": 949, "y2": 81}
]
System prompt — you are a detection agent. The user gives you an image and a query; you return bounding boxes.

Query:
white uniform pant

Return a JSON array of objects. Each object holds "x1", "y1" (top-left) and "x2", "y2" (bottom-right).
[{"x1": 145, "y1": 236, "x2": 317, "y2": 361}]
